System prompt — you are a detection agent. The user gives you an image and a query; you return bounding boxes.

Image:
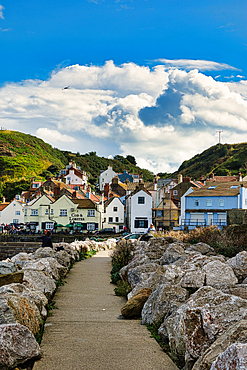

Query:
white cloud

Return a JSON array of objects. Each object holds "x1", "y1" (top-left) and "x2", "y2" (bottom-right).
[
  {"x1": 1, "y1": 61, "x2": 247, "y2": 174},
  {"x1": 154, "y1": 58, "x2": 239, "y2": 72},
  {"x1": 0, "y1": 4, "x2": 4, "y2": 19}
]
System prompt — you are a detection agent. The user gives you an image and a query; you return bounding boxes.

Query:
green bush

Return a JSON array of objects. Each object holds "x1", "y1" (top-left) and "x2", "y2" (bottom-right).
[
  {"x1": 114, "y1": 280, "x2": 132, "y2": 297},
  {"x1": 110, "y1": 240, "x2": 135, "y2": 283}
]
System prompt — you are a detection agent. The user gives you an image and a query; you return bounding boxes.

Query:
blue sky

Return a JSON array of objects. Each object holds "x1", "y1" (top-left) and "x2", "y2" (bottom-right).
[{"x1": 1, "y1": 0, "x2": 247, "y2": 174}]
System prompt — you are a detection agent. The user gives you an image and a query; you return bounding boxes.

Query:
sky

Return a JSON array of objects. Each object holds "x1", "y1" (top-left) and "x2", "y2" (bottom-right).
[{"x1": 1, "y1": 0, "x2": 247, "y2": 174}]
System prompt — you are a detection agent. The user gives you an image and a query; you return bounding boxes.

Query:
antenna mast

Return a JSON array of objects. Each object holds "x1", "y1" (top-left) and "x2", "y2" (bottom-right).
[{"x1": 216, "y1": 130, "x2": 223, "y2": 146}]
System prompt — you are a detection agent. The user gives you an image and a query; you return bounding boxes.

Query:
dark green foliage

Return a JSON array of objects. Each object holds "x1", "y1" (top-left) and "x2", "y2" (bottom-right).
[
  {"x1": 114, "y1": 280, "x2": 132, "y2": 297},
  {"x1": 174, "y1": 143, "x2": 247, "y2": 179},
  {"x1": 0, "y1": 130, "x2": 154, "y2": 200},
  {"x1": 79, "y1": 248, "x2": 97, "y2": 260},
  {"x1": 110, "y1": 240, "x2": 136, "y2": 283},
  {"x1": 126, "y1": 155, "x2": 137, "y2": 165}
]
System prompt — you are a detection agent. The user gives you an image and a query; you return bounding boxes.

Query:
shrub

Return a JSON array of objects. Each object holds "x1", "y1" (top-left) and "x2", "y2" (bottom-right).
[
  {"x1": 114, "y1": 280, "x2": 132, "y2": 298},
  {"x1": 110, "y1": 240, "x2": 135, "y2": 283}
]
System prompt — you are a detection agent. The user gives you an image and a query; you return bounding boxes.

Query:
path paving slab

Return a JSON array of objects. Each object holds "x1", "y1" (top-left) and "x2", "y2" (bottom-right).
[{"x1": 34, "y1": 251, "x2": 179, "y2": 370}]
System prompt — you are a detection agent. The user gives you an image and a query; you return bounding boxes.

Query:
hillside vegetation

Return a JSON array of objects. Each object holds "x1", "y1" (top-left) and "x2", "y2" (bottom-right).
[
  {"x1": 157, "y1": 143, "x2": 247, "y2": 180},
  {"x1": 0, "y1": 130, "x2": 154, "y2": 201}
]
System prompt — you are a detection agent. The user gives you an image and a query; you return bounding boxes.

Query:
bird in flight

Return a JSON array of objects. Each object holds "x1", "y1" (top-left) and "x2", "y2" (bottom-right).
[{"x1": 62, "y1": 86, "x2": 70, "y2": 90}]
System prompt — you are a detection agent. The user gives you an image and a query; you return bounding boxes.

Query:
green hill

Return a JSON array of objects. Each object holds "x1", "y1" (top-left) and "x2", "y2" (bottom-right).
[
  {"x1": 173, "y1": 143, "x2": 247, "y2": 179},
  {"x1": 0, "y1": 130, "x2": 154, "y2": 201}
]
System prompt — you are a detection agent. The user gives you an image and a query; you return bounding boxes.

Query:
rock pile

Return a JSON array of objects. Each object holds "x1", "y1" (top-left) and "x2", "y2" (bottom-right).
[
  {"x1": 119, "y1": 237, "x2": 247, "y2": 370},
  {"x1": 0, "y1": 238, "x2": 116, "y2": 369}
]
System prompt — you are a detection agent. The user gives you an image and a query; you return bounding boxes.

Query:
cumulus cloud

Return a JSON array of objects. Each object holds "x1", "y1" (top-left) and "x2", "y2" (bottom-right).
[
  {"x1": 154, "y1": 58, "x2": 239, "y2": 72},
  {"x1": 0, "y1": 4, "x2": 4, "y2": 19},
  {"x1": 1, "y1": 60, "x2": 247, "y2": 174}
]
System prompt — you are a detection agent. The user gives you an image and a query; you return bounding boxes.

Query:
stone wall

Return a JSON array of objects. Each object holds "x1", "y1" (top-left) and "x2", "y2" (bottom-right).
[{"x1": 0, "y1": 242, "x2": 42, "y2": 260}]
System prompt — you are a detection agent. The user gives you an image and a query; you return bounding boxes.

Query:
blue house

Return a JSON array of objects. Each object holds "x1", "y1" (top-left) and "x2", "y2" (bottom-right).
[
  {"x1": 179, "y1": 182, "x2": 247, "y2": 230},
  {"x1": 118, "y1": 170, "x2": 133, "y2": 183}
]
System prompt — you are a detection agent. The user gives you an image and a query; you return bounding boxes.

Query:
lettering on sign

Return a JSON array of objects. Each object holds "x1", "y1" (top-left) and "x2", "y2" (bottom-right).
[{"x1": 69, "y1": 213, "x2": 85, "y2": 222}]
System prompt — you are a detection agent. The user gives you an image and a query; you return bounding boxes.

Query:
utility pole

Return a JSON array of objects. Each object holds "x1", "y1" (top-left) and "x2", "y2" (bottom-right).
[{"x1": 216, "y1": 130, "x2": 223, "y2": 146}]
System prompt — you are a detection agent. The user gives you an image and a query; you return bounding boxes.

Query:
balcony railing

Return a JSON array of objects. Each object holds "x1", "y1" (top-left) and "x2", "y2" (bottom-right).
[{"x1": 180, "y1": 219, "x2": 227, "y2": 227}]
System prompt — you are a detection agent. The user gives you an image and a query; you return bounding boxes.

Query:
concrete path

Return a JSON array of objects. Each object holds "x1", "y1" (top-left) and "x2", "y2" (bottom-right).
[{"x1": 34, "y1": 251, "x2": 179, "y2": 370}]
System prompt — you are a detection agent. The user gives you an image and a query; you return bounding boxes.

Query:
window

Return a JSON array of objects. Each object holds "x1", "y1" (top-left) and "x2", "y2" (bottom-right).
[
  {"x1": 31, "y1": 209, "x2": 38, "y2": 216},
  {"x1": 87, "y1": 223, "x2": 95, "y2": 231},
  {"x1": 15, "y1": 211, "x2": 20, "y2": 215},
  {"x1": 46, "y1": 223, "x2": 54, "y2": 230},
  {"x1": 87, "y1": 210, "x2": 95, "y2": 217},
  {"x1": 156, "y1": 210, "x2": 163, "y2": 217},
  {"x1": 194, "y1": 200, "x2": 199, "y2": 207},
  {"x1": 45, "y1": 209, "x2": 49, "y2": 215},
  {"x1": 138, "y1": 196, "x2": 145, "y2": 204},
  {"x1": 173, "y1": 190, "x2": 178, "y2": 196},
  {"x1": 13, "y1": 219, "x2": 19, "y2": 224},
  {"x1": 109, "y1": 217, "x2": 113, "y2": 223},
  {"x1": 230, "y1": 185, "x2": 238, "y2": 189},
  {"x1": 24, "y1": 209, "x2": 27, "y2": 216},
  {"x1": 60, "y1": 209, "x2": 67, "y2": 216},
  {"x1": 13, "y1": 204, "x2": 16, "y2": 207},
  {"x1": 219, "y1": 199, "x2": 224, "y2": 207},
  {"x1": 113, "y1": 207, "x2": 118, "y2": 212},
  {"x1": 50, "y1": 209, "x2": 54, "y2": 215},
  {"x1": 134, "y1": 219, "x2": 148, "y2": 228},
  {"x1": 206, "y1": 199, "x2": 212, "y2": 207},
  {"x1": 67, "y1": 177, "x2": 70, "y2": 181},
  {"x1": 208, "y1": 186, "x2": 217, "y2": 190},
  {"x1": 245, "y1": 199, "x2": 247, "y2": 206},
  {"x1": 115, "y1": 217, "x2": 119, "y2": 222}
]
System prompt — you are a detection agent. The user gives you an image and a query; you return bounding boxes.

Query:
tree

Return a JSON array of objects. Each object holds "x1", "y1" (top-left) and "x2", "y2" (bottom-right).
[{"x1": 126, "y1": 155, "x2": 137, "y2": 165}]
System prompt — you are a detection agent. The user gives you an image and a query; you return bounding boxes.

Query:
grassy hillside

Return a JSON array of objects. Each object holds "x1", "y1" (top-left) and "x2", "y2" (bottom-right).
[
  {"x1": 0, "y1": 130, "x2": 154, "y2": 201},
  {"x1": 174, "y1": 143, "x2": 247, "y2": 179}
]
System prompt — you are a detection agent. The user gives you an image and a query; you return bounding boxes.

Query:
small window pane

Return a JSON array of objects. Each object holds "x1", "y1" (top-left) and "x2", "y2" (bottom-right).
[{"x1": 138, "y1": 197, "x2": 145, "y2": 204}]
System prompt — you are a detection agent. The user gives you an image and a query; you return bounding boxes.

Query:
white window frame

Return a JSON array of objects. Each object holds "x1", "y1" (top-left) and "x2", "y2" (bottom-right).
[
  {"x1": 87, "y1": 223, "x2": 95, "y2": 231},
  {"x1": 113, "y1": 207, "x2": 118, "y2": 212},
  {"x1": 13, "y1": 219, "x2": 19, "y2": 224},
  {"x1": 109, "y1": 217, "x2": 113, "y2": 223},
  {"x1": 60, "y1": 209, "x2": 67, "y2": 216},
  {"x1": 173, "y1": 190, "x2": 178, "y2": 196},
  {"x1": 206, "y1": 199, "x2": 212, "y2": 207},
  {"x1": 46, "y1": 222, "x2": 54, "y2": 230},
  {"x1": 87, "y1": 210, "x2": 95, "y2": 217},
  {"x1": 15, "y1": 211, "x2": 20, "y2": 215},
  {"x1": 138, "y1": 196, "x2": 145, "y2": 204},
  {"x1": 194, "y1": 199, "x2": 199, "y2": 207},
  {"x1": 31, "y1": 209, "x2": 38, "y2": 216},
  {"x1": 115, "y1": 217, "x2": 119, "y2": 223},
  {"x1": 219, "y1": 199, "x2": 224, "y2": 207}
]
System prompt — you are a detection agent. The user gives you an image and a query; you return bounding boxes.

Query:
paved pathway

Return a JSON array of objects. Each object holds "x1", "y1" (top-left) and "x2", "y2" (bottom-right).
[{"x1": 34, "y1": 250, "x2": 179, "y2": 370}]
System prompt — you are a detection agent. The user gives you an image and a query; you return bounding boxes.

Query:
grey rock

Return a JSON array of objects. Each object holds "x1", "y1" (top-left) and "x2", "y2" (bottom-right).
[
  {"x1": 24, "y1": 257, "x2": 67, "y2": 281},
  {"x1": 10, "y1": 252, "x2": 33, "y2": 267},
  {"x1": 193, "y1": 320, "x2": 247, "y2": 370},
  {"x1": 227, "y1": 251, "x2": 247, "y2": 282},
  {"x1": 202, "y1": 260, "x2": 238, "y2": 289},
  {"x1": 211, "y1": 343, "x2": 247, "y2": 370},
  {"x1": 142, "y1": 284, "x2": 189, "y2": 325},
  {"x1": 0, "y1": 261, "x2": 18, "y2": 275},
  {"x1": 160, "y1": 243, "x2": 186, "y2": 265},
  {"x1": 185, "y1": 243, "x2": 216, "y2": 256},
  {"x1": 127, "y1": 263, "x2": 161, "y2": 288},
  {"x1": 0, "y1": 323, "x2": 41, "y2": 370},
  {"x1": 221, "y1": 285, "x2": 247, "y2": 300},
  {"x1": 23, "y1": 269, "x2": 56, "y2": 299}
]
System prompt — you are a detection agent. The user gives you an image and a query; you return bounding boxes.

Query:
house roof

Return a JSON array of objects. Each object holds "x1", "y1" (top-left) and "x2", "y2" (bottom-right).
[
  {"x1": 127, "y1": 182, "x2": 155, "y2": 192},
  {"x1": 72, "y1": 199, "x2": 96, "y2": 209},
  {"x1": 187, "y1": 181, "x2": 246, "y2": 197},
  {"x1": 129, "y1": 183, "x2": 152, "y2": 197},
  {"x1": 0, "y1": 203, "x2": 9, "y2": 211}
]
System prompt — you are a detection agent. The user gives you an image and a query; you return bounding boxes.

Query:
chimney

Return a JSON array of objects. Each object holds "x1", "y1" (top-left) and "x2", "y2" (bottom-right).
[
  {"x1": 2, "y1": 196, "x2": 6, "y2": 203},
  {"x1": 54, "y1": 186, "x2": 61, "y2": 197},
  {"x1": 178, "y1": 173, "x2": 183, "y2": 184},
  {"x1": 104, "y1": 183, "x2": 110, "y2": 199},
  {"x1": 139, "y1": 183, "x2": 145, "y2": 190},
  {"x1": 154, "y1": 177, "x2": 157, "y2": 191},
  {"x1": 73, "y1": 191, "x2": 77, "y2": 198},
  {"x1": 239, "y1": 172, "x2": 243, "y2": 182}
]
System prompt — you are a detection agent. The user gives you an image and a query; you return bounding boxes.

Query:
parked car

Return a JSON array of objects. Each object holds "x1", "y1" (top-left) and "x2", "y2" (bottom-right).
[
  {"x1": 94, "y1": 228, "x2": 116, "y2": 235},
  {"x1": 116, "y1": 233, "x2": 142, "y2": 244}
]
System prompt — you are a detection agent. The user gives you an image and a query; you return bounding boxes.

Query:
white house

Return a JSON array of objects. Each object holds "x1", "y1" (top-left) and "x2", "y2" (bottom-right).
[
  {"x1": 99, "y1": 166, "x2": 117, "y2": 192},
  {"x1": 103, "y1": 197, "x2": 125, "y2": 232},
  {"x1": 24, "y1": 194, "x2": 54, "y2": 232},
  {"x1": 125, "y1": 183, "x2": 153, "y2": 233},
  {"x1": 0, "y1": 197, "x2": 25, "y2": 225}
]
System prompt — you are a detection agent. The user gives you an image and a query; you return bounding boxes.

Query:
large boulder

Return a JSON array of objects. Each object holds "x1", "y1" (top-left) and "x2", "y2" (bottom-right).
[
  {"x1": 142, "y1": 284, "x2": 189, "y2": 325},
  {"x1": 32, "y1": 247, "x2": 56, "y2": 259},
  {"x1": 179, "y1": 268, "x2": 205, "y2": 289},
  {"x1": 0, "y1": 271, "x2": 24, "y2": 288},
  {"x1": 0, "y1": 283, "x2": 48, "y2": 319},
  {"x1": 221, "y1": 285, "x2": 247, "y2": 300},
  {"x1": 54, "y1": 250, "x2": 72, "y2": 268},
  {"x1": 160, "y1": 242, "x2": 186, "y2": 265},
  {"x1": 0, "y1": 293, "x2": 42, "y2": 335},
  {"x1": 0, "y1": 323, "x2": 41, "y2": 370},
  {"x1": 181, "y1": 254, "x2": 225, "y2": 272},
  {"x1": 140, "y1": 238, "x2": 169, "y2": 260},
  {"x1": 24, "y1": 257, "x2": 67, "y2": 281},
  {"x1": 192, "y1": 320, "x2": 247, "y2": 370},
  {"x1": 128, "y1": 265, "x2": 185, "y2": 300},
  {"x1": 0, "y1": 262, "x2": 18, "y2": 275},
  {"x1": 158, "y1": 286, "x2": 247, "y2": 368},
  {"x1": 227, "y1": 251, "x2": 247, "y2": 282},
  {"x1": 127, "y1": 263, "x2": 160, "y2": 288},
  {"x1": 202, "y1": 260, "x2": 238, "y2": 289},
  {"x1": 211, "y1": 343, "x2": 247, "y2": 370},
  {"x1": 10, "y1": 252, "x2": 33, "y2": 267},
  {"x1": 22, "y1": 269, "x2": 56, "y2": 300},
  {"x1": 121, "y1": 288, "x2": 152, "y2": 319},
  {"x1": 185, "y1": 243, "x2": 216, "y2": 256}
]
